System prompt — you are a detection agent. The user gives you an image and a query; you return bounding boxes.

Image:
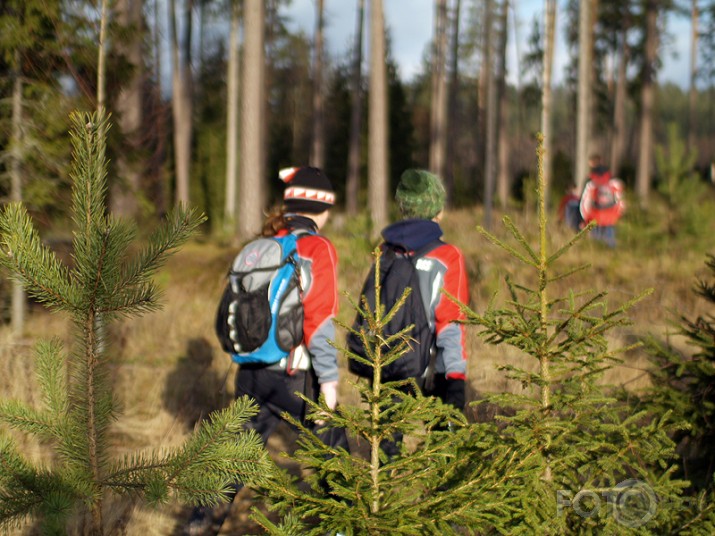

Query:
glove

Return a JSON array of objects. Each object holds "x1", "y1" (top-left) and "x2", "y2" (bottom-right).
[
  {"x1": 320, "y1": 380, "x2": 339, "y2": 410},
  {"x1": 443, "y1": 378, "x2": 465, "y2": 411}
]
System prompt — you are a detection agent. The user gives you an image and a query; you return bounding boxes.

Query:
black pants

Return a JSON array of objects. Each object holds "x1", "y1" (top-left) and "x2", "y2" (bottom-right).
[{"x1": 234, "y1": 365, "x2": 349, "y2": 450}]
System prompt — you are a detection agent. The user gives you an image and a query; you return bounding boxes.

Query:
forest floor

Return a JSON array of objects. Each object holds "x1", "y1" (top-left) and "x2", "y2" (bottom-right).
[{"x1": 2, "y1": 204, "x2": 713, "y2": 535}]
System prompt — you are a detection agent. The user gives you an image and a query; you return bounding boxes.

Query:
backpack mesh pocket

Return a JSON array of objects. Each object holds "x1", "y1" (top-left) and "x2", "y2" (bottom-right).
[{"x1": 231, "y1": 282, "x2": 271, "y2": 352}]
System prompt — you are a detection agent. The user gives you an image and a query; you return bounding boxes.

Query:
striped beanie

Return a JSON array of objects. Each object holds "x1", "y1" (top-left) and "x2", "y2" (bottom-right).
[{"x1": 279, "y1": 166, "x2": 336, "y2": 214}]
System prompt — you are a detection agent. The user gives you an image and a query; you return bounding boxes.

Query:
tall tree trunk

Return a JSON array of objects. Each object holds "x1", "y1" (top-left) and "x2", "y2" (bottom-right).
[
  {"x1": 239, "y1": 0, "x2": 266, "y2": 238},
  {"x1": 477, "y1": 0, "x2": 491, "y2": 192},
  {"x1": 688, "y1": 0, "x2": 699, "y2": 152},
  {"x1": 541, "y1": 0, "x2": 557, "y2": 200},
  {"x1": 311, "y1": 0, "x2": 326, "y2": 168},
  {"x1": 112, "y1": 0, "x2": 145, "y2": 219},
  {"x1": 483, "y1": 0, "x2": 496, "y2": 229},
  {"x1": 91, "y1": 3, "x2": 110, "y2": 531},
  {"x1": 369, "y1": 0, "x2": 388, "y2": 234},
  {"x1": 446, "y1": 0, "x2": 461, "y2": 203},
  {"x1": 575, "y1": 0, "x2": 593, "y2": 191},
  {"x1": 346, "y1": 0, "x2": 365, "y2": 216},
  {"x1": 429, "y1": 0, "x2": 448, "y2": 179},
  {"x1": 496, "y1": 0, "x2": 510, "y2": 208},
  {"x1": 97, "y1": 0, "x2": 108, "y2": 116},
  {"x1": 225, "y1": 0, "x2": 240, "y2": 229},
  {"x1": 169, "y1": 0, "x2": 193, "y2": 206},
  {"x1": 636, "y1": 0, "x2": 658, "y2": 205},
  {"x1": 150, "y1": 0, "x2": 168, "y2": 216},
  {"x1": 10, "y1": 52, "x2": 25, "y2": 338},
  {"x1": 610, "y1": 21, "x2": 629, "y2": 176}
]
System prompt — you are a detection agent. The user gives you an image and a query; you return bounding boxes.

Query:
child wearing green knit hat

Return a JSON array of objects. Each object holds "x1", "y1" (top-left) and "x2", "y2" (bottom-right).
[
  {"x1": 395, "y1": 168, "x2": 446, "y2": 220},
  {"x1": 360, "y1": 167, "x2": 471, "y2": 459}
]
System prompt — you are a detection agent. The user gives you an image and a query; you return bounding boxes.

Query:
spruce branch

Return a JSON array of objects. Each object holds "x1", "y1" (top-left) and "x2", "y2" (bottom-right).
[{"x1": 0, "y1": 203, "x2": 74, "y2": 311}]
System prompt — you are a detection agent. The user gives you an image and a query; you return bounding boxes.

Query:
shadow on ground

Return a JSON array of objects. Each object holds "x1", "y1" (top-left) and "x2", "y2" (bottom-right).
[{"x1": 163, "y1": 338, "x2": 234, "y2": 429}]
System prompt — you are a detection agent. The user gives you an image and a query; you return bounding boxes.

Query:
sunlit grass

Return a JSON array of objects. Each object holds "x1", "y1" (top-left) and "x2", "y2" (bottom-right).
[{"x1": 1, "y1": 192, "x2": 713, "y2": 533}]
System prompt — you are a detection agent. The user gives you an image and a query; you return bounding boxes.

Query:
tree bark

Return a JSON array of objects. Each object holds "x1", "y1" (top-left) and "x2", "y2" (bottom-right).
[
  {"x1": 636, "y1": 0, "x2": 658, "y2": 205},
  {"x1": 311, "y1": 0, "x2": 326, "y2": 168},
  {"x1": 483, "y1": 0, "x2": 496, "y2": 230},
  {"x1": 477, "y1": 0, "x2": 491, "y2": 194},
  {"x1": 610, "y1": 20, "x2": 629, "y2": 177},
  {"x1": 225, "y1": 0, "x2": 240, "y2": 229},
  {"x1": 10, "y1": 51, "x2": 25, "y2": 338},
  {"x1": 112, "y1": 0, "x2": 145, "y2": 219},
  {"x1": 429, "y1": 0, "x2": 448, "y2": 180},
  {"x1": 446, "y1": 0, "x2": 461, "y2": 204},
  {"x1": 575, "y1": 0, "x2": 592, "y2": 191},
  {"x1": 239, "y1": 0, "x2": 266, "y2": 238},
  {"x1": 369, "y1": 0, "x2": 389, "y2": 234},
  {"x1": 541, "y1": 0, "x2": 557, "y2": 200},
  {"x1": 169, "y1": 0, "x2": 194, "y2": 206},
  {"x1": 346, "y1": 0, "x2": 365, "y2": 216},
  {"x1": 496, "y1": 0, "x2": 510, "y2": 208},
  {"x1": 688, "y1": 0, "x2": 698, "y2": 152}
]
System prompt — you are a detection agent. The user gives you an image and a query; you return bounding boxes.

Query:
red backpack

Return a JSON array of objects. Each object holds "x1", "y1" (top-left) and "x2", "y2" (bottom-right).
[{"x1": 580, "y1": 167, "x2": 624, "y2": 226}]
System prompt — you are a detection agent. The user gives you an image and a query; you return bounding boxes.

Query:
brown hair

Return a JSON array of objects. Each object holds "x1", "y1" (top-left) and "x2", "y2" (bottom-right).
[{"x1": 261, "y1": 206, "x2": 288, "y2": 237}]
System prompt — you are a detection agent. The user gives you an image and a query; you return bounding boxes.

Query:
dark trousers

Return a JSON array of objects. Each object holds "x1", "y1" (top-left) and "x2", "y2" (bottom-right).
[
  {"x1": 187, "y1": 366, "x2": 349, "y2": 532},
  {"x1": 235, "y1": 365, "x2": 349, "y2": 449}
]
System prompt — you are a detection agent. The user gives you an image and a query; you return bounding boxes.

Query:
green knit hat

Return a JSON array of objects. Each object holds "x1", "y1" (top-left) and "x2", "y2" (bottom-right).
[{"x1": 395, "y1": 169, "x2": 446, "y2": 220}]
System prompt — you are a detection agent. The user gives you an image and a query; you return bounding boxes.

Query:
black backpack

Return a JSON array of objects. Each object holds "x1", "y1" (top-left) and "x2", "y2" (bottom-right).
[
  {"x1": 215, "y1": 232, "x2": 308, "y2": 365},
  {"x1": 347, "y1": 241, "x2": 440, "y2": 382}
]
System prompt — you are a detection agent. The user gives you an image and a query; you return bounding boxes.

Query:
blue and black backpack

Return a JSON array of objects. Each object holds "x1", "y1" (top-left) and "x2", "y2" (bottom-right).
[{"x1": 215, "y1": 232, "x2": 308, "y2": 365}]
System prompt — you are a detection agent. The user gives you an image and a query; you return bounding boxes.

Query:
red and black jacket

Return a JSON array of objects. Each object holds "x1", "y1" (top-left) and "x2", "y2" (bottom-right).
[{"x1": 381, "y1": 219, "x2": 470, "y2": 380}]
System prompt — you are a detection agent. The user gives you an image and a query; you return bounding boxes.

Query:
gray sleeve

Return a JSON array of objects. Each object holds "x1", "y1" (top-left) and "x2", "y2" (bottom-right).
[
  {"x1": 308, "y1": 318, "x2": 339, "y2": 384},
  {"x1": 436, "y1": 323, "x2": 467, "y2": 377}
]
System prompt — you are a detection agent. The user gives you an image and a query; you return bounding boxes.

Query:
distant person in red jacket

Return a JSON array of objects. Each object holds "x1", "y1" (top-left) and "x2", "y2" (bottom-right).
[{"x1": 579, "y1": 155, "x2": 625, "y2": 247}]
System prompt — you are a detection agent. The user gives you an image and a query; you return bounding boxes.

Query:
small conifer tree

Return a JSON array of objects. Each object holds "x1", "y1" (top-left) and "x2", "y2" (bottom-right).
[
  {"x1": 0, "y1": 112, "x2": 273, "y2": 535},
  {"x1": 248, "y1": 249, "x2": 535, "y2": 535},
  {"x1": 638, "y1": 252, "x2": 715, "y2": 526},
  {"x1": 460, "y1": 135, "x2": 694, "y2": 533}
]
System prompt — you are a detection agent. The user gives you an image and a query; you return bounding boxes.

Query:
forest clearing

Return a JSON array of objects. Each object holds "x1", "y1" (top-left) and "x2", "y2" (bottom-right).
[
  {"x1": 3, "y1": 0, "x2": 715, "y2": 533},
  {"x1": 2, "y1": 171, "x2": 714, "y2": 533}
]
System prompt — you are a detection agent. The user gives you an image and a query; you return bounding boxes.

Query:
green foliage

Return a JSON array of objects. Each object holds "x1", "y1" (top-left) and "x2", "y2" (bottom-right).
[
  {"x1": 654, "y1": 122, "x2": 712, "y2": 239},
  {"x1": 0, "y1": 111, "x2": 273, "y2": 534},
  {"x1": 250, "y1": 248, "x2": 533, "y2": 535},
  {"x1": 460, "y1": 135, "x2": 694, "y2": 533},
  {"x1": 641, "y1": 253, "x2": 715, "y2": 493},
  {"x1": 0, "y1": 0, "x2": 75, "y2": 218}
]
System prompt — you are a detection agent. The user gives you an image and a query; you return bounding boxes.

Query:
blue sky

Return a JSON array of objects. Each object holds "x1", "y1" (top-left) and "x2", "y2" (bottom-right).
[{"x1": 283, "y1": 0, "x2": 693, "y2": 88}]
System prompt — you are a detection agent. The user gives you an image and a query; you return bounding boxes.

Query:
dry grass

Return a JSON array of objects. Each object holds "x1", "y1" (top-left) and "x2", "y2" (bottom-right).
[{"x1": 0, "y1": 204, "x2": 712, "y2": 534}]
